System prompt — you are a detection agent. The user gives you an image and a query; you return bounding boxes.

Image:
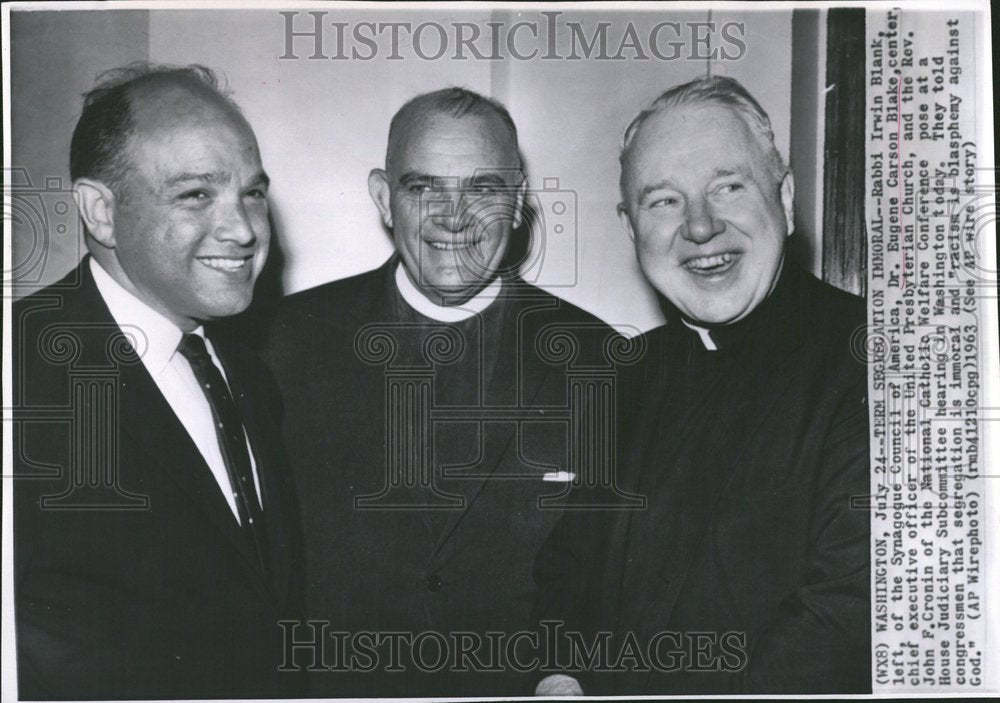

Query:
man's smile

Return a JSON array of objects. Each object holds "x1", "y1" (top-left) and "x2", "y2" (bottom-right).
[
  {"x1": 424, "y1": 237, "x2": 483, "y2": 251},
  {"x1": 197, "y1": 255, "x2": 254, "y2": 272},
  {"x1": 683, "y1": 251, "x2": 740, "y2": 276}
]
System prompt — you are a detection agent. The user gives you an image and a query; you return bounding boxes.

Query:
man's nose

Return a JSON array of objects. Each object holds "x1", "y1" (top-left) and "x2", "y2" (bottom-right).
[
  {"x1": 216, "y1": 200, "x2": 257, "y2": 245},
  {"x1": 427, "y1": 190, "x2": 471, "y2": 233},
  {"x1": 680, "y1": 198, "x2": 725, "y2": 244}
]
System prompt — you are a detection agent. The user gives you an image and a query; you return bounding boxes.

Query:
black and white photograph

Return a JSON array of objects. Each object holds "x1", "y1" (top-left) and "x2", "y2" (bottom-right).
[{"x1": 2, "y1": 1, "x2": 996, "y2": 700}]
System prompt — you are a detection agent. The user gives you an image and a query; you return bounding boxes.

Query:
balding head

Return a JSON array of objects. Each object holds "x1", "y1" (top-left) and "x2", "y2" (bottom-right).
[
  {"x1": 384, "y1": 87, "x2": 521, "y2": 175},
  {"x1": 619, "y1": 75, "x2": 787, "y2": 201},
  {"x1": 70, "y1": 63, "x2": 244, "y2": 201}
]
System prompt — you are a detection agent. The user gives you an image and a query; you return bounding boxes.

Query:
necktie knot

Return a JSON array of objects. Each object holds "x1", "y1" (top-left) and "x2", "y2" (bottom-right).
[{"x1": 177, "y1": 333, "x2": 211, "y2": 363}]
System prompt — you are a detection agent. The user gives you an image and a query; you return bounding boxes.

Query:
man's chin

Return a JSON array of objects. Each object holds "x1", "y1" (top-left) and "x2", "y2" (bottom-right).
[
  {"x1": 424, "y1": 280, "x2": 491, "y2": 306},
  {"x1": 677, "y1": 297, "x2": 747, "y2": 327},
  {"x1": 194, "y1": 293, "x2": 255, "y2": 320}
]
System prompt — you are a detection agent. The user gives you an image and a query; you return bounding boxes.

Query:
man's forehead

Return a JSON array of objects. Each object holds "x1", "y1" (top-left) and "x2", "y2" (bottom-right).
[
  {"x1": 625, "y1": 104, "x2": 763, "y2": 186},
  {"x1": 130, "y1": 80, "x2": 248, "y2": 139},
  {"x1": 641, "y1": 104, "x2": 752, "y2": 152},
  {"x1": 393, "y1": 111, "x2": 519, "y2": 170},
  {"x1": 123, "y1": 97, "x2": 261, "y2": 189}
]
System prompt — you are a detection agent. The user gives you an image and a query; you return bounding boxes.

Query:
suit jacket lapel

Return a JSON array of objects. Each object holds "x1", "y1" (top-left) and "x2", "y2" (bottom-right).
[
  {"x1": 71, "y1": 263, "x2": 272, "y2": 592},
  {"x1": 621, "y1": 279, "x2": 811, "y2": 658},
  {"x1": 114, "y1": 357, "x2": 267, "y2": 579},
  {"x1": 654, "y1": 266, "x2": 812, "y2": 610},
  {"x1": 617, "y1": 329, "x2": 730, "y2": 634},
  {"x1": 430, "y1": 285, "x2": 557, "y2": 557}
]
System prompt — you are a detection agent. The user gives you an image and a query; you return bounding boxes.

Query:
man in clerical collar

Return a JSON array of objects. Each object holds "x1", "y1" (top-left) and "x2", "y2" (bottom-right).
[
  {"x1": 265, "y1": 87, "x2": 614, "y2": 697},
  {"x1": 14, "y1": 63, "x2": 302, "y2": 699},
  {"x1": 617, "y1": 72, "x2": 794, "y2": 347},
  {"x1": 534, "y1": 76, "x2": 870, "y2": 695},
  {"x1": 367, "y1": 86, "x2": 526, "y2": 313}
]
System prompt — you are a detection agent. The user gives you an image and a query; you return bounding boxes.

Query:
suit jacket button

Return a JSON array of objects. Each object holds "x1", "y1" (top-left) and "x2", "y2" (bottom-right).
[{"x1": 426, "y1": 574, "x2": 443, "y2": 592}]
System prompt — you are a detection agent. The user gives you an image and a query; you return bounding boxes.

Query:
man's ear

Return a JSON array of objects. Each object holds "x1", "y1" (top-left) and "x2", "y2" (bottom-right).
[
  {"x1": 780, "y1": 171, "x2": 795, "y2": 237},
  {"x1": 512, "y1": 177, "x2": 527, "y2": 229},
  {"x1": 617, "y1": 202, "x2": 636, "y2": 242},
  {"x1": 368, "y1": 169, "x2": 393, "y2": 229},
  {"x1": 73, "y1": 178, "x2": 116, "y2": 248}
]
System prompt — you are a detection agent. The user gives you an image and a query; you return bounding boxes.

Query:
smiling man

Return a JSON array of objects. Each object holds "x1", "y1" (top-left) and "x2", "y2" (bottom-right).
[
  {"x1": 265, "y1": 88, "x2": 613, "y2": 697},
  {"x1": 534, "y1": 76, "x2": 871, "y2": 694},
  {"x1": 368, "y1": 95, "x2": 526, "y2": 305},
  {"x1": 13, "y1": 64, "x2": 302, "y2": 699},
  {"x1": 618, "y1": 90, "x2": 794, "y2": 327}
]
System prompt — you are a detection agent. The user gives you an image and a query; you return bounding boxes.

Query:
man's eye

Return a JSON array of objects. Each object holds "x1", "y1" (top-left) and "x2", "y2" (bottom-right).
[
  {"x1": 244, "y1": 188, "x2": 268, "y2": 200},
  {"x1": 716, "y1": 183, "x2": 744, "y2": 195},
  {"x1": 649, "y1": 196, "x2": 680, "y2": 208},
  {"x1": 179, "y1": 190, "x2": 209, "y2": 201},
  {"x1": 408, "y1": 184, "x2": 432, "y2": 195}
]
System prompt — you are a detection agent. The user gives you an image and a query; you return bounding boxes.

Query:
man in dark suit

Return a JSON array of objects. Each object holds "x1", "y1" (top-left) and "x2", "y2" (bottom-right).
[
  {"x1": 265, "y1": 88, "x2": 622, "y2": 696},
  {"x1": 13, "y1": 64, "x2": 302, "y2": 699},
  {"x1": 534, "y1": 76, "x2": 870, "y2": 694}
]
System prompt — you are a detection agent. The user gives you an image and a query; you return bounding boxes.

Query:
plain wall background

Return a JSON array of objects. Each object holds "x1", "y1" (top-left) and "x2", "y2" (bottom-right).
[{"x1": 11, "y1": 7, "x2": 801, "y2": 333}]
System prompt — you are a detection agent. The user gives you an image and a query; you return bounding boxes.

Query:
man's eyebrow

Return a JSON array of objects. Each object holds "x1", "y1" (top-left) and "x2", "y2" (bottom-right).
[
  {"x1": 468, "y1": 173, "x2": 509, "y2": 185},
  {"x1": 164, "y1": 171, "x2": 232, "y2": 188},
  {"x1": 396, "y1": 172, "x2": 514, "y2": 188},
  {"x1": 397, "y1": 171, "x2": 433, "y2": 185},
  {"x1": 637, "y1": 179, "x2": 675, "y2": 201},
  {"x1": 249, "y1": 171, "x2": 271, "y2": 189},
  {"x1": 710, "y1": 168, "x2": 746, "y2": 179}
]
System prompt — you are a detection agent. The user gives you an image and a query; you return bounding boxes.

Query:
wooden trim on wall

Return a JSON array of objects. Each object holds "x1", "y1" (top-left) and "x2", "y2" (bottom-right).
[{"x1": 822, "y1": 8, "x2": 867, "y2": 296}]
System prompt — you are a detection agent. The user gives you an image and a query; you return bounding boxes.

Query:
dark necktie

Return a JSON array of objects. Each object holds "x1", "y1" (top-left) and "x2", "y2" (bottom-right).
[{"x1": 177, "y1": 333, "x2": 269, "y2": 574}]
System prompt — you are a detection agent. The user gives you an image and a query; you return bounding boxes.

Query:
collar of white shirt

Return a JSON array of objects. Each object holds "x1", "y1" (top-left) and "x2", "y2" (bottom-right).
[
  {"x1": 89, "y1": 257, "x2": 204, "y2": 375},
  {"x1": 394, "y1": 261, "x2": 502, "y2": 322}
]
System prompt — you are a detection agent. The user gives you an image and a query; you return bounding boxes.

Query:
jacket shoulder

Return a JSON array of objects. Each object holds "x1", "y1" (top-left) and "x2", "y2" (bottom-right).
[
  {"x1": 797, "y1": 271, "x2": 867, "y2": 344},
  {"x1": 511, "y1": 282, "x2": 611, "y2": 328},
  {"x1": 14, "y1": 265, "x2": 92, "y2": 319},
  {"x1": 280, "y1": 266, "x2": 384, "y2": 316},
  {"x1": 264, "y1": 265, "x2": 387, "y2": 344}
]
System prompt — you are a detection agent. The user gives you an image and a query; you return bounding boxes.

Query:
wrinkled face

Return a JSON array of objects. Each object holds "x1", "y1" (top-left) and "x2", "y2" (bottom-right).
[
  {"x1": 619, "y1": 103, "x2": 793, "y2": 325},
  {"x1": 376, "y1": 111, "x2": 524, "y2": 305},
  {"x1": 109, "y1": 86, "x2": 270, "y2": 330}
]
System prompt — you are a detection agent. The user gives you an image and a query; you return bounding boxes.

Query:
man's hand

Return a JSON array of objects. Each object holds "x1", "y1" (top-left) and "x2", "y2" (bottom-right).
[{"x1": 535, "y1": 674, "x2": 583, "y2": 696}]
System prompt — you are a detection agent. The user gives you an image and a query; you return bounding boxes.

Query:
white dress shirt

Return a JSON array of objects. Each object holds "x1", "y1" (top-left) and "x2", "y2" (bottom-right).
[{"x1": 90, "y1": 258, "x2": 262, "y2": 522}]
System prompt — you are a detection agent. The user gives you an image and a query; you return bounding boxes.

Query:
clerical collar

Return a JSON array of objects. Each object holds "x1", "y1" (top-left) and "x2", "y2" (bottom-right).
[
  {"x1": 681, "y1": 319, "x2": 718, "y2": 351},
  {"x1": 394, "y1": 262, "x2": 502, "y2": 322}
]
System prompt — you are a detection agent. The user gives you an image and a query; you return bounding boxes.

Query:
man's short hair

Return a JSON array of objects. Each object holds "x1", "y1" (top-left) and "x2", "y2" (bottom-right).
[
  {"x1": 385, "y1": 87, "x2": 521, "y2": 172},
  {"x1": 619, "y1": 75, "x2": 787, "y2": 195},
  {"x1": 69, "y1": 62, "x2": 234, "y2": 198}
]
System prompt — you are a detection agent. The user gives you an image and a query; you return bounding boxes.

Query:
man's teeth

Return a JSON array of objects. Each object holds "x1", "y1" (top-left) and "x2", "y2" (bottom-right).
[
  {"x1": 200, "y1": 257, "x2": 248, "y2": 271},
  {"x1": 428, "y1": 241, "x2": 475, "y2": 251},
  {"x1": 686, "y1": 253, "x2": 735, "y2": 271}
]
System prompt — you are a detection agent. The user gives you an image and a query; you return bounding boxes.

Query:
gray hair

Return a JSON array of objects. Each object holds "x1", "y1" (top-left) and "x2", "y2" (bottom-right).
[
  {"x1": 385, "y1": 87, "x2": 521, "y2": 172},
  {"x1": 619, "y1": 75, "x2": 787, "y2": 196}
]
